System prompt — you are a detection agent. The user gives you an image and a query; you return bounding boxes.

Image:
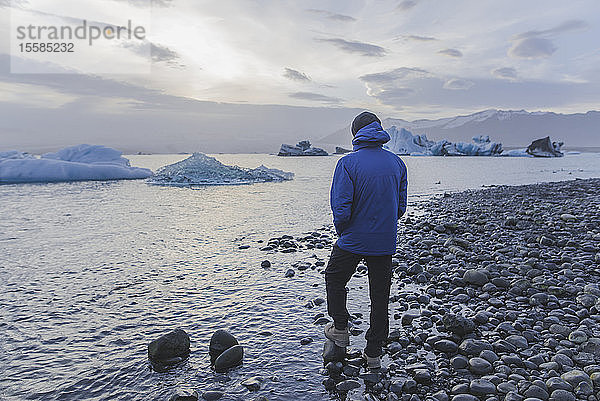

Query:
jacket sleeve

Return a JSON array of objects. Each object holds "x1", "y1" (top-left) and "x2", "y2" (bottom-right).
[
  {"x1": 398, "y1": 163, "x2": 408, "y2": 218},
  {"x1": 330, "y1": 158, "x2": 354, "y2": 235}
]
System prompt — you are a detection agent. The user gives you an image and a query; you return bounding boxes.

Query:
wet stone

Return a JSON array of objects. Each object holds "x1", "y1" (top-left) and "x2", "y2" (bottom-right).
[
  {"x1": 468, "y1": 357, "x2": 493, "y2": 375},
  {"x1": 469, "y1": 378, "x2": 496, "y2": 395},
  {"x1": 336, "y1": 379, "x2": 361, "y2": 392}
]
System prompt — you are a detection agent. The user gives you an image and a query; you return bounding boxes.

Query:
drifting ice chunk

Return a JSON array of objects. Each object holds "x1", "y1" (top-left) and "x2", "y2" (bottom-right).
[
  {"x1": 0, "y1": 150, "x2": 33, "y2": 160},
  {"x1": 0, "y1": 144, "x2": 153, "y2": 184},
  {"x1": 526, "y1": 136, "x2": 564, "y2": 157},
  {"x1": 148, "y1": 153, "x2": 294, "y2": 186},
  {"x1": 334, "y1": 147, "x2": 351, "y2": 154},
  {"x1": 454, "y1": 136, "x2": 503, "y2": 156},
  {"x1": 42, "y1": 144, "x2": 132, "y2": 166},
  {"x1": 385, "y1": 126, "x2": 503, "y2": 156},
  {"x1": 278, "y1": 140, "x2": 328, "y2": 156},
  {"x1": 384, "y1": 126, "x2": 433, "y2": 155},
  {"x1": 504, "y1": 148, "x2": 532, "y2": 157}
]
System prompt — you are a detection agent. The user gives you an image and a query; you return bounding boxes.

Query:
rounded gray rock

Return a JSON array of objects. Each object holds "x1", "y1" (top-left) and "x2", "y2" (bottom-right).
[{"x1": 468, "y1": 357, "x2": 493, "y2": 375}]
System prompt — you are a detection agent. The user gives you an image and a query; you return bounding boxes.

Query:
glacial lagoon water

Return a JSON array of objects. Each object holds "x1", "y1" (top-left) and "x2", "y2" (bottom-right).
[{"x1": 1, "y1": 152, "x2": 600, "y2": 401}]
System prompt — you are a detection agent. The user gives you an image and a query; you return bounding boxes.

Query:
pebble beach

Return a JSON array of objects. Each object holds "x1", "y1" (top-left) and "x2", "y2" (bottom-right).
[{"x1": 272, "y1": 178, "x2": 600, "y2": 401}]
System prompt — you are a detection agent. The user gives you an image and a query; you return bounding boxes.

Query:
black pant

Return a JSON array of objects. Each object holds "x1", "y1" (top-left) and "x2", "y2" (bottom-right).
[{"x1": 325, "y1": 243, "x2": 392, "y2": 358}]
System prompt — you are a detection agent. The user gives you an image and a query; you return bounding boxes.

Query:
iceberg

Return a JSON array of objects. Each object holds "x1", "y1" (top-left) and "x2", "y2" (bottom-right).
[
  {"x1": 526, "y1": 136, "x2": 564, "y2": 157},
  {"x1": 334, "y1": 146, "x2": 351, "y2": 154},
  {"x1": 384, "y1": 126, "x2": 433, "y2": 155},
  {"x1": 0, "y1": 144, "x2": 153, "y2": 184},
  {"x1": 504, "y1": 148, "x2": 532, "y2": 157},
  {"x1": 278, "y1": 140, "x2": 328, "y2": 156},
  {"x1": 0, "y1": 150, "x2": 33, "y2": 160},
  {"x1": 148, "y1": 152, "x2": 294, "y2": 186},
  {"x1": 384, "y1": 127, "x2": 503, "y2": 156},
  {"x1": 431, "y1": 135, "x2": 503, "y2": 156},
  {"x1": 502, "y1": 136, "x2": 564, "y2": 158}
]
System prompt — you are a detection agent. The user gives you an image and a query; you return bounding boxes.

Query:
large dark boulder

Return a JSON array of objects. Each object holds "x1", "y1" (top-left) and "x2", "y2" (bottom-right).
[
  {"x1": 214, "y1": 344, "x2": 244, "y2": 372},
  {"x1": 526, "y1": 136, "x2": 564, "y2": 157},
  {"x1": 441, "y1": 314, "x2": 475, "y2": 337},
  {"x1": 148, "y1": 328, "x2": 190, "y2": 366},
  {"x1": 209, "y1": 329, "x2": 239, "y2": 363}
]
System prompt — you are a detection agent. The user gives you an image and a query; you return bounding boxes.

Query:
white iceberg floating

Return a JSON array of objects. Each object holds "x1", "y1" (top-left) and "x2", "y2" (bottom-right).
[
  {"x1": 0, "y1": 150, "x2": 34, "y2": 160},
  {"x1": 0, "y1": 144, "x2": 153, "y2": 184},
  {"x1": 503, "y1": 148, "x2": 533, "y2": 157},
  {"x1": 148, "y1": 152, "x2": 294, "y2": 186},
  {"x1": 385, "y1": 127, "x2": 503, "y2": 156},
  {"x1": 384, "y1": 127, "x2": 433, "y2": 155}
]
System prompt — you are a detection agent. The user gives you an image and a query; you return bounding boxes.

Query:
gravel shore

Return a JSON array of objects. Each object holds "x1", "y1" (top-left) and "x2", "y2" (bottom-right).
[{"x1": 271, "y1": 178, "x2": 600, "y2": 401}]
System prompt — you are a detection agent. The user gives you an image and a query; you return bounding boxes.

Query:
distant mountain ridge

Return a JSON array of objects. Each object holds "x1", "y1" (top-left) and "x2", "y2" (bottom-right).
[{"x1": 320, "y1": 109, "x2": 600, "y2": 147}]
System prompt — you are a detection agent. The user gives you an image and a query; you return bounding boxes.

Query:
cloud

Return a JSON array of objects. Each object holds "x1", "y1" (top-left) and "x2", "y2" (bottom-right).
[
  {"x1": 509, "y1": 19, "x2": 587, "y2": 59},
  {"x1": 318, "y1": 38, "x2": 387, "y2": 57},
  {"x1": 402, "y1": 35, "x2": 437, "y2": 42},
  {"x1": 289, "y1": 91, "x2": 342, "y2": 104},
  {"x1": 397, "y1": 0, "x2": 417, "y2": 11},
  {"x1": 492, "y1": 67, "x2": 517, "y2": 80},
  {"x1": 120, "y1": 41, "x2": 181, "y2": 64},
  {"x1": 0, "y1": 0, "x2": 27, "y2": 7},
  {"x1": 438, "y1": 48, "x2": 463, "y2": 57},
  {"x1": 150, "y1": 43, "x2": 180, "y2": 63},
  {"x1": 359, "y1": 67, "x2": 429, "y2": 106},
  {"x1": 283, "y1": 68, "x2": 311, "y2": 82},
  {"x1": 359, "y1": 67, "x2": 429, "y2": 84},
  {"x1": 443, "y1": 78, "x2": 474, "y2": 90},
  {"x1": 116, "y1": 0, "x2": 173, "y2": 7},
  {"x1": 509, "y1": 37, "x2": 556, "y2": 59},
  {"x1": 374, "y1": 87, "x2": 415, "y2": 103},
  {"x1": 514, "y1": 19, "x2": 588, "y2": 40},
  {"x1": 306, "y1": 9, "x2": 356, "y2": 22}
]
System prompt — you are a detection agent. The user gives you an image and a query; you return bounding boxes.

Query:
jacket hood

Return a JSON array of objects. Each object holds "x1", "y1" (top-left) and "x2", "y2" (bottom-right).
[{"x1": 352, "y1": 121, "x2": 390, "y2": 150}]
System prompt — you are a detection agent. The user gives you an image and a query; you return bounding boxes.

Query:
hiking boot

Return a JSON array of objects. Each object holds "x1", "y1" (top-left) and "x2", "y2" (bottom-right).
[
  {"x1": 324, "y1": 322, "x2": 350, "y2": 347},
  {"x1": 362, "y1": 351, "x2": 381, "y2": 370}
]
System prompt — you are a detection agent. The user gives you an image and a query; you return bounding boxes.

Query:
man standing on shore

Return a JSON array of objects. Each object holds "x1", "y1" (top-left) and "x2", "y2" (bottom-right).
[{"x1": 324, "y1": 111, "x2": 408, "y2": 370}]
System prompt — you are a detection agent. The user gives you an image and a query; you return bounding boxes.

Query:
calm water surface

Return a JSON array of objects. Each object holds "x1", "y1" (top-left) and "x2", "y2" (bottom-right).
[{"x1": 1, "y1": 153, "x2": 599, "y2": 400}]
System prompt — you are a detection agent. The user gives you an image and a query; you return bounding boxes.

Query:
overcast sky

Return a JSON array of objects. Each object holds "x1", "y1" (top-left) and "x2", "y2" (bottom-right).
[{"x1": 0, "y1": 0, "x2": 599, "y2": 152}]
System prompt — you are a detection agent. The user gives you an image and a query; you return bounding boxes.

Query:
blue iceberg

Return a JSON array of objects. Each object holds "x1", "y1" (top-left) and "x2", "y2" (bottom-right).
[
  {"x1": 0, "y1": 144, "x2": 153, "y2": 184},
  {"x1": 148, "y1": 152, "x2": 294, "y2": 186},
  {"x1": 385, "y1": 126, "x2": 503, "y2": 156}
]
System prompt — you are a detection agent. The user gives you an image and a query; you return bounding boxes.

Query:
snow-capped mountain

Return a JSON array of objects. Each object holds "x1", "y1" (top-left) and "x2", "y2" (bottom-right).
[{"x1": 320, "y1": 109, "x2": 600, "y2": 147}]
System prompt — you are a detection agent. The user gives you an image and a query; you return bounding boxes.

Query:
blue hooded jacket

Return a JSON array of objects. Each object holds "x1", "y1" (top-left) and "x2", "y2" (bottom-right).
[{"x1": 330, "y1": 121, "x2": 408, "y2": 255}]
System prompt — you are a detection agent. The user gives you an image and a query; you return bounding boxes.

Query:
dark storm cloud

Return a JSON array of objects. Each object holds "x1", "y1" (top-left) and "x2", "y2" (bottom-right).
[
  {"x1": 306, "y1": 9, "x2": 356, "y2": 22},
  {"x1": 317, "y1": 38, "x2": 387, "y2": 57},
  {"x1": 283, "y1": 68, "x2": 311, "y2": 82},
  {"x1": 438, "y1": 48, "x2": 463, "y2": 57},
  {"x1": 492, "y1": 67, "x2": 518, "y2": 80},
  {"x1": 289, "y1": 91, "x2": 342, "y2": 104}
]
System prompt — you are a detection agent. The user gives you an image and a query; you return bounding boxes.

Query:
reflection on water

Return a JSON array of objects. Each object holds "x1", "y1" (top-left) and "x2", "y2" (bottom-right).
[{"x1": 1, "y1": 153, "x2": 599, "y2": 400}]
